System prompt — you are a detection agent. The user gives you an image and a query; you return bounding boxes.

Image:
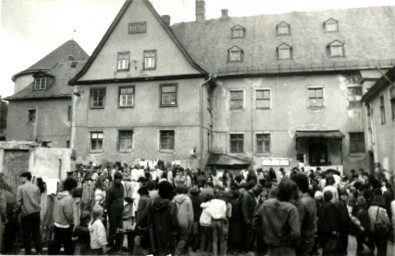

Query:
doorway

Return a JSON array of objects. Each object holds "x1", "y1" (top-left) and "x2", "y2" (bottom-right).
[{"x1": 308, "y1": 143, "x2": 328, "y2": 166}]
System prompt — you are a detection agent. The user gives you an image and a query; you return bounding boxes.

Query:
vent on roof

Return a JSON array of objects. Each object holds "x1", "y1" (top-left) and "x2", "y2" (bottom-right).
[
  {"x1": 221, "y1": 9, "x2": 229, "y2": 20},
  {"x1": 162, "y1": 15, "x2": 171, "y2": 26},
  {"x1": 196, "y1": 0, "x2": 205, "y2": 22},
  {"x1": 68, "y1": 55, "x2": 75, "y2": 61},
  {"x1": 71, "y1": 61, "x2": 78, "y2": 68}
]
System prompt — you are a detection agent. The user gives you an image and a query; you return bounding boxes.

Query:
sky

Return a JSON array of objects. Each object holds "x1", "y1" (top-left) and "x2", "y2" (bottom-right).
[{"x1": 1, "y1": 0, "x2": 394, "y2": 98}]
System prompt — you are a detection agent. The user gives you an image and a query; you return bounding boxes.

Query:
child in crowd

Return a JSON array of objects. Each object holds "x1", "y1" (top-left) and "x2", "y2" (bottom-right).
[
  {"x1": 89, "y1": 205, "x2": 108, "y2": 255},
  {"x1": 73, "y1": 211, "x2": 91, "y2": 255}
]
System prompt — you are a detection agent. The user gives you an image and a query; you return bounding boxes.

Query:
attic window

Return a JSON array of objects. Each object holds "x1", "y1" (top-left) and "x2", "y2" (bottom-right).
[
  {"x1": 324, "y1": 18, "x2": 338, "y2": 32},
  {"x1": 231, "y1": 25, "x2": 246, "y2": 39},
  {"x1": 128, "y1": 22, "x2": 147, "y2": 34},
  {"x1": 228, "y1": 46, "x2": 244, "y2": 62},
  {"x1": 117, "y1": 52, "x2": 130, "y2": 71},
  {"x1": 34, "y1": 78, "x2": 47, "y2": 90},
  {"x1": 276, "y1": 22, "x2": 291, "y2": 36},
  {"x1": 327, "y1": 40, "x2": 345, "y2": 57},
  {"x1": 277, "y1": 43, "x2": 292, "y2": 60}
]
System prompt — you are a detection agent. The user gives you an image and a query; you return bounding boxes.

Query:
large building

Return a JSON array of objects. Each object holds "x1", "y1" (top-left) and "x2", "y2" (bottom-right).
[
  {"x1": 6, "y1": 40, "x2": 89, "y2": 148},
  {"x1": 64, "y1": 0, "x2": 395, "y2": 174}
]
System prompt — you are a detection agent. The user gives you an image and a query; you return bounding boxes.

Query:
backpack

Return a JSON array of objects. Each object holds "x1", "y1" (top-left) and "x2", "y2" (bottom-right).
[{"x1": 175, "y1": 197, "x2": 192, "y2": 229}]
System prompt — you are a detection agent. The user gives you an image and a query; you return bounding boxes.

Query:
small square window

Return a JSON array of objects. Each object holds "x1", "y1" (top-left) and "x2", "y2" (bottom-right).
[
  {"x1": 143, "y1": 50, "x2": 157, "y2": 70},
  {"x1": 324, "y1": 19, "x2": 339, "y2": 32},
  {"x1": 330, "y1": 45, "x2": 344, "y2": 57},
  {"x1": 308, "y1": 88, "x2": 324, "y2": 108},
  {"x1": 119, "y1": 130, "x2": 133, "y2": 152},
  {"x1": 256, "y1": 134, "x2": 270, "y2": 153},
  {"x1": 228, "y1": 50, "x2": 243, "y2": 62},
  {"x1": 34, "y1": 78, "x2": 47, "y2": 90},
  {"x1": 117, "y1": 52, "x2": 130, "y2": 71},
  {"x1": 349, "y1": 132, "x2": 365, "y2": 153},
  {"x1": 230, "y1": 134, "x2": 243, "y2": 153},
  {"x1": 277, "y1": 43, "x2": 292, "y2": 60},
  {"x1": 28, "y1": 109, "x2": 36, "y2": 123},
  {"x1": 230, "y1": 90, "x2": 243, "y2": 110},
  {"x1": 160, "y1": 130, "x2": 174, "y2": 151},
  {"x1": 90, "y1": 131, "x2": 103, "y2": 151},
  {"x1": 119, "y1": 86, "x2": 135, "y2": 107},
  {"x1": 90, "y1": 88, "x2": 106, "y2": 109},
  {"x1": 276, "y1": 22, "x2": 291, "y2": 35},
  {"x1": 128, "y1": 22, "x2": 147, "y2": 34},
  {"x1": 41, "y1": 141, "x2": 51, "y2": 148},
  {"x1": 256, "y1": 89, "x2": 270, "y2": 109},
  {"x1": 160, "y1": 84, "x2": 177, "y2": 107}
]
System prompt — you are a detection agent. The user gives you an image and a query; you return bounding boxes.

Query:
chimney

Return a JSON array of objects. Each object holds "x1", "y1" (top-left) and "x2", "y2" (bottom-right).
[
  {"x1": 221, "y1": 9, "x2": 229, "y2": 19},
  {"x1": 162, "y1": 15, "x2": 171, "y2": 26},
  {"x1": 196, "y1": 0, "x2": 205, "y2": 22}
]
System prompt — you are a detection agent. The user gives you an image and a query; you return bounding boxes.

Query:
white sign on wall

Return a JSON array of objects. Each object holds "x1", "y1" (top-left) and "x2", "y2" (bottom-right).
[{"x1": 262, "y1": 158, "x2": 290, "y2": 166}]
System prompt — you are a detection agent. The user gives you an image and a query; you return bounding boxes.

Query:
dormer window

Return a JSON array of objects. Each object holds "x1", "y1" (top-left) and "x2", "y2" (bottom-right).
[
  {"x1": 227, "y1": 46, "x2": 244, "y2": 62},
  {"x1": 277, "y1": 43, "x2": 293, "y2": 60},
  {"x1": 276, "y1": 21, "x2": 291, "y2": 36},
  {"x1": 34, "y1": 77, "x2": 47, "y2": 90},
  {"x1": 231, "y1": 25, "x2": 246, "y2": 39},
  {"x1": 323, "y1": 18, "x2": 338, "y2": 32},
  {"x1": 327, "y1": 40, "x2": 345, "y2": 57}
]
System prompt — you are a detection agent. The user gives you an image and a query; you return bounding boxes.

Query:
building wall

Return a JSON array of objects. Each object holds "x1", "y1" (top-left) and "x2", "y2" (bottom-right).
[
  {"x1": 212, "y1": 73, "x2": 368, "y2": 173},
  {"x1": 367, "y1": 86, "x2": 395, "y2": 172},
  {"x1": 74, "y1": 78, "x2": 208, "y2": 167},
  {"x1": 14, "y1": 75, "x2": 34, "y2": 94},
  {"x1": 6, "y1": 98, "x2": 71, "y2": 148}
]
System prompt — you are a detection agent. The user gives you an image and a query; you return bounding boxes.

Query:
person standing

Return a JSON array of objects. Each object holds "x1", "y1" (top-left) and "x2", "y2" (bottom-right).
[{"x1": 16, "y1": 172, "x2": 42, "y2": 255}]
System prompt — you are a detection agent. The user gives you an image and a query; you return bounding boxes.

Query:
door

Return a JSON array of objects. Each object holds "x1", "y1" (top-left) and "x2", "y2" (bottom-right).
[{"x1": 308, "y1": 143, "x2": 328, "y2": 166}]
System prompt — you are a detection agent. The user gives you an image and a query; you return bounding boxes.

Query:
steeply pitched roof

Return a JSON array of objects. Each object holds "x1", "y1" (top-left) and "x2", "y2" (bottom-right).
[
  {"x1": 171, "y1": 6, "x2": 395, "y2": 75},
  {"x1": 69, "y1": 0, "x2": 206, "y2": 85},
  {"x1": 12, "y1": 40, "x2": 88, "y2": 81},
  {"x1": 6, "y1": 40, "x2": 88, "y2": 101}
]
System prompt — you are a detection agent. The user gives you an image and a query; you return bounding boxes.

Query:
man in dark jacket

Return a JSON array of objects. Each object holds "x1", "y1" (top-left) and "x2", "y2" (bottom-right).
[
  {"x1": 242, "y1": 182, "x2": 262, "y2": 253},
  {"x1": 105, "y1": 171, "x2": 124, "y2": 250},
  {"x1": 139, "y1": 181, "x2": 178, "y2": 255}
]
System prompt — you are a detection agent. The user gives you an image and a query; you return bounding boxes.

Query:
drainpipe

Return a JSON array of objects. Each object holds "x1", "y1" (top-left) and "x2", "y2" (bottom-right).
[
  {"x1": 70, "y1": 86, "x2": 78, "y2": 150},
  {"x1": 200, "y1": 74, "x2": 213, "y2": 170}
]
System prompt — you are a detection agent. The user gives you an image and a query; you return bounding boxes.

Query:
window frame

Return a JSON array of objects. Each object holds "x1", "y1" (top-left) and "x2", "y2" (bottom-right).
[
  {"x1": 160, "y1": 83, "x2": 178, "y2": 107},
  {"x1": 90, "y1": 88, "x2": 106, "y2": 109},
  {"x1": 327, "y1": 41, "x2": 345, "y2": 58},
  {"x1": 117, "y1": 51, "x2": 130, "y2": 71},
  {"x1": 276, "y1": 43, "x2": 292, "y2": 60},
  {"x1": 159, "y1": 130, "x2": 175, "y2": 152},
  {"x1": 347, "y1": 85, "x2": 363, "y2": 109},
  {"x1": 27, "y1": 109, "x2": 37, "y2": 123},
  {"x1": 349, "y1": 132, "x2": 365, "y2": 154},
  {"x1": 118, "y1": 130, "x2": 134, "y2": 153},
  {"x1": 230, "y1": 89, "x2": 244, "y2": 110},
  {"x1": 255, "y1": 89, "x2": 271, "y2": 109},
  {"x1": 143, "y1": 50, "x2": 157, "y2": 70},
  {"x1": 276, "y1": 22, "x2": 291, "y2": 36},
  {"x1": 118, "y1": 86, "x2": 135, "y2": 108},
  {"x1": 231, "y1": 25, "x2": 246, "y2": 39},
  {"x1": 323, "y1": 18, "x2": 339, "y2": 33},
  {"x1": 256, "y1": 133, "x2": 271, "y2": 154},
  {"x1": 230, "y1": 133, "x2": 244, "y2": 154},
  {"x1": 227, "y1": 46, "x2": 244, "y2": 63},
  {"x1": 34, "y1": 77, "x2": 47, "y2": 91},
  {"x1": 308, "y1": 87, "x2": 324, "y2": 109},
  {"x1": 128, "y1": 22, "x2": 147, "y2": 34},
  {"x1": 90, "y1": 131, "x2": 104, "y2": 152}
]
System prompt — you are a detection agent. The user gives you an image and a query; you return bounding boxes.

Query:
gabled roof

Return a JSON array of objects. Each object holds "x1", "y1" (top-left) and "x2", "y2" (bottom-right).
[
  {"x1": 69, "y1": 0, "x2": 206, "y2": 85},
  {"x1": 171, "y1": 6, "x2": 395, "y2": 75},
  {"x1": 328, "y1": 40, "x2": 344, "y2": 46},
  {"x1": 277, "y1": 42, "x2": 292, "y2": 48},
  {"x1": 12, "y1": 40, "x2": 88, "y2": 81},
  {"x1": 228, "y1": 46, "x2": 243, "y2": 52},
  {"x1": 276, "y1": 21, "x2": 290, "y2": 27},
  {"x1": 362, "y1": 66, "x2": 395, "y2": 102},
  {"x1": 231, "y1": 24, "x2": 245, "y2": 30},
  {"x1": 324, "y1": 18, "x2": 338, "y2": 24}
]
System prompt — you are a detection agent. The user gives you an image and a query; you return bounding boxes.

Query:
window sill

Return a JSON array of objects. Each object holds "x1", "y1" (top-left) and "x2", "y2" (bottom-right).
[
  {"x1": 230, "y1": 108, "x2": 244, "y2": 111},
  {"x1": 256, "y1": 107, "x2": 271, "y2": 110},
  {"x1": 143, "y1": 67, "x2": 156, "y2": 71},
  {"x1": 119, "y1": 150, "x2": 133, "y2": 154},
  {"x1": 329, "y1": 55, "x2": 345, "y2": 58},
  {"x1": 90, "y1": 107, "x2": 105, "y2": 110},
  {"x1": 348, "y1": 153, "x2": 365, "y2": 157},
  {"x1": 308, "y1": 106, "x2": 325, "y2": 110},
  {"x1": 116, "y1": 69, "x2": 130, "y2": 72},
  {"x1": 255, "y1": 153, "x2": 271, "y2": 156},
  {"x1": 159, "y1": 150, "x2": 174, "y2": 154},
  {"x1": 160, "y1": 105, "x2": 178, "y2": 108},
  {"x1": 89, "y1": 150, "x2": 103, "y2": 154},
  {"x1": 119, "y1": 105, "x2": 134, "y2": 109}
]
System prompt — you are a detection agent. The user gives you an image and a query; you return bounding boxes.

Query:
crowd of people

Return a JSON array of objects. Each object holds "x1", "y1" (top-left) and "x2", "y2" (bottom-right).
[{"x1": 0, "y1": 161, "x2": 394, "y2": 256}]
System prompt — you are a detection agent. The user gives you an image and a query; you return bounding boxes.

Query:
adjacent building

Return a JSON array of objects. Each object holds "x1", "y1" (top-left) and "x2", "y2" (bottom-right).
[{"x1": 5, "y1": 40, "x2": 89, "y2": 148}]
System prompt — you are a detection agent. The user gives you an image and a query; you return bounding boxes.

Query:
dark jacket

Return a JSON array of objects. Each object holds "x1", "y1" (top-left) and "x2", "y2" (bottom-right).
[
  {"x1": 190, "y1": 194, "x2": 203, "y2": 222},
  {"x1": 242, "y1": 190, "x2": 256, "y2": 224},
  {"x1": 318, "y1": 201, "x2": 340, "y2": 233},
  {"x1": 105, "y1": 182, "x2": 124, "y2": 212},
  {"x1": 73, "y1": 224, "x2": 90, "y2": 244},
  {"x1": 336, "y1": 200, "x2": 351, "y2": 232},
  {"x1": 296, "y1": 192, "x2": 317, "y2": 240}
]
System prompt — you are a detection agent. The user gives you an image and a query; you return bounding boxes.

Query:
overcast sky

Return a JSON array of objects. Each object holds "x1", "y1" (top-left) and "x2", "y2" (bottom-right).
[{"x1": 1, "y1": 0, "x2": 394, "y2": 98}]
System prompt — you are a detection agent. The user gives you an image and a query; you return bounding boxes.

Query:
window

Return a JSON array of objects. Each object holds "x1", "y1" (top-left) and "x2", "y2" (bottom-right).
[
  {"x1": 28, "y1": 109, "x2": 36, "y2": 123},
  {"x1": 327, "y1": 40, "x2": 345, "y2": 57},
  {"x1": 230, "y1": 90, "x2": 243, "y2": 110},
  {"x1": 349, "y1": 132, "x2": 365, "y2": 153},
  {"x1": 117, "y1": 52, "x2": 130, "y2": 71},
  {"x1": 277, "y1": 43, "x2": 292, "y2": 60},
  {"x1": 41, "y1": 141, "x2": 51, "y2": 148},
  {"x1": 348, "y1": 86, "x2": 362, "y2": 108},
  {"x1": 256, "y1": 89, "x2": 270, "y2": 109},
  {"x1": 143, "y1": 50, "x2": 157, "y2": 70},
  {"x1": 119, "y1": 86, "x2": 135, "y2": 107},
  {"x1": 66, "y1": 139, "x2": 70, "y2": 148},
  {"x1": 256, "y1": 134, "x2": 270, "y2": 153},
  {"x1": 160, "y1": 84, "x2": 177, "y2": 107},
  {"x1": 90, "y1": 132, "x2": 103, "y2": 151},
  {"x1": 128, "y1": 22, "x2": 147, "y2": 34},
  {"x1": 324, "y1": 18, "x2": 338, "y2": 32},
  {"x1": 227, "y1": 46, "x2": 243, "y2": 62},
  {"x1": 160, "y1": 130, "x2": 175, "y2": 151},
  {"x1": 391, "y1": 87, "x2": 395, "y2": 120},
  {"x1": 90, "y1": 88, "x2": 106, "y2": 109},
  {"x1": 34, "y1": 78, "x2": 47, "y2": 90},
  {"x1": 308, "y1": 88, "x2": 324, "y2": 108},
  {"x1": 276, "y1": 22, "x2": 290, "y2": 35},
  {"x1": 231, "y1": 25, "x2": 246, "y2": 39},
  {"x1": 230, "y1": 134, "x2": 243, "y2": 153},
  {"x1": 119, "y1": 130, "x2": 133, "y2": 152},
  {"x1": 67, "y1": 106, "x2": 72, "y2": 122},
  {"x1": 380, "y1": 96, "x2": 386, "y2": 124}
]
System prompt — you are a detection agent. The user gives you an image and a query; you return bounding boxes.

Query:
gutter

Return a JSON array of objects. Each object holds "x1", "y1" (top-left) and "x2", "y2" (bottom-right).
[{"x1": 200, "y1": 74, "x2": 213, "y2": 170}]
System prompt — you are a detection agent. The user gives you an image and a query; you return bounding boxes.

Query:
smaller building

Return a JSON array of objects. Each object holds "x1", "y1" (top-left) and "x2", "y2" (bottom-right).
[{"x1": 362, "y1": 66, "x2": 395, "y2": 173}]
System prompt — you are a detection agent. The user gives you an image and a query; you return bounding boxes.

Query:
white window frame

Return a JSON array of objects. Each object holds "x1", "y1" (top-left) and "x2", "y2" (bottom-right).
[
  {"x1": 255, "y1": 132, "x2": 271, "y2": 154},
  {"x1": 229, "y1": 133, "x2": 244, "y2": 154},
  {"x1": 143, "y1": 50, "x2": 157, "y2": 70},
  {"x1": 159, "y1": 129, "x2": 175, "y2": 152},
  {"x1": 90, "y1": 131, "x2": 104, "y2": 152},
  {"x1": 34, "y1": 78, "x2": 47, "y2": 90},
  {"x1": 255, "y1": 88, "x2": 272, "y2": 109},
  {"x1": 117, "y1": 52, "x2": 130, "y2": 71},
  {"x1": 307, "y1": 86, "x2": 324, "y2": 108},
  {"x1": 27, "y1": 109, "x2": 37, "y2": 123},
  {"x1": 118, "y1": 130, "x2": 134, "y2": 153},
  {"x1": 230, "y1": 89, "x2": 245, "y2": 110},
  {"x1": 119, "y1": 86, "x2": 135, "y2": 108}
]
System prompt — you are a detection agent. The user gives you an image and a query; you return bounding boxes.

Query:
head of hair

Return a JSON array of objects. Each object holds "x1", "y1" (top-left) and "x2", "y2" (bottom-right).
[
  {"x1": 204, "y1": 193, "x2": 214, "y2": 202},
  {"x1": 80, "y1": 210, "x2": 91, "y2": 225},
  {"x1": 326, "y1": 175, "x2": 335, "y2": 186},
  {"x1": 63, "y1": 177, "x2": 78, "y2": 191},
  {"x1": 276, "y1": 179, "x2": 298, "y2": 202},
  {"x1": 246, "y1": 181, "x2": 257, "y2": 190},
  {"x1": 95, "y1": 175, "x2": 108, "y2": 190},
  {"x1": 114, "y1": 171, "x2": 123, "y2": 181},
  {"x1": 20, "y1": 172, "x2": 32, "y2": 181},
  {"x1": 158, "y1": 181, "x2": 174, "y2": 199},
  {"x1": 137, "y1": 186, "x2": 149, "y2": 196},
  {"x1": 91, "y1": 205, "x2": 103, "y2": 220},
  {"x1": 36, "y1": 178, "x2": 46, "y2": 193},
  {"x1": 234, "y1": 175, "x2": 244, "y2": 183},
  {"x1": 146, "y1": 181, "x2": 156, "y2": 191},
  {"x1": 175, "y1": 185, "x2": 188, "y2": 194},
  {"x1": 291, "y1": 173, "x2": 309, "y2": 193},
  {"x1": 324, "y1": 190, "x2": 333, "y2": 202}
]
